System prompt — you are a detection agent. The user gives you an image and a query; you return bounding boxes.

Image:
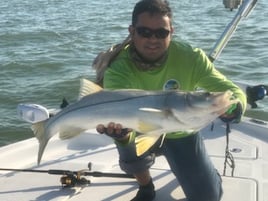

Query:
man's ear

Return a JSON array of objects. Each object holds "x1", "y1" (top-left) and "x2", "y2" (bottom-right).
[
  {"x1": 128, "y1": 25, "x2": 135, "y2": 36},
  {"x1": 170, "y1": 26, "x2": 174, "y2": 35}
]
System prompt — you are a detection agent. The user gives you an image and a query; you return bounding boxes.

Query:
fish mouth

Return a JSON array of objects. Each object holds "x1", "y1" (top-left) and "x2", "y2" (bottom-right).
[
  {"x1": 211, "y1": 91, "x2": 238, "y2": 115},
  {"x1": 186, "y1": 90, "x2": 237, "y2": 115}
]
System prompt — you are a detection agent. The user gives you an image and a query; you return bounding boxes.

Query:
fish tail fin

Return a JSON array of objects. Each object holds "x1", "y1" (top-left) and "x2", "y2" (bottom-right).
[
  {"x1": 78, "y1": 78, "x2": 103, "y2": 100},
  {"x1": 31, "y1": 121, "x2": 49, "y2": 165}
]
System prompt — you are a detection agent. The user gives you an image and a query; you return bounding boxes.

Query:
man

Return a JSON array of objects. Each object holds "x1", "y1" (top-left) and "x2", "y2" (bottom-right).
[{"x1": 95, "y1": 0, "x2": 246, "y2": 200}]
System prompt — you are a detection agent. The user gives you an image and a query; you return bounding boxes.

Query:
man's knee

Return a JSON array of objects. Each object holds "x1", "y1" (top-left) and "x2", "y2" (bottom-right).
[{"x1": 119, "y1": 153, "x2": 155, "y2": 175}]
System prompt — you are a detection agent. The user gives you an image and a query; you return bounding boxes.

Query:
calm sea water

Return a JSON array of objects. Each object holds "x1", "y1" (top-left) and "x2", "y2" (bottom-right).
[{"x1": 0, "y1": 0, "x2": 267, "y2": 146}]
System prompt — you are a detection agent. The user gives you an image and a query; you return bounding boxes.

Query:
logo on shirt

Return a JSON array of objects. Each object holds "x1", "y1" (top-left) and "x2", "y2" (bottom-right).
[{"x1": 163, "y1": 79, "x2": 180, "y2": 91}]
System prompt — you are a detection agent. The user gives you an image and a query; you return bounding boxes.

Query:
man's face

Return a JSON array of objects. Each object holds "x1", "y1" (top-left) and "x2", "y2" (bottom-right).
[{"x1": 129, "y1": 12, "x2": 173, "y2": 62}]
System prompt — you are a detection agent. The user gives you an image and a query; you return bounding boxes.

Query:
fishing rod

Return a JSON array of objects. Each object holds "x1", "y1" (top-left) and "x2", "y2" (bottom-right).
[
  {"x1": 209, "y1": 0, "x2": 267, "y2": 108},
  {"x1": 209, "y1": 0, "x2": 257, "y2": 62},
  {"x1": 209, "y1": 0, "x2": 266, "y2": 177},
  {"x1": 0, "y1": 164, "x2": 134, "y2": 188}
]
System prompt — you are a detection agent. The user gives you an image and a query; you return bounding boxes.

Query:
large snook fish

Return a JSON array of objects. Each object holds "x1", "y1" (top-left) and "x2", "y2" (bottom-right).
[{"x1": 32, "y1": 79, "x2": 236, "y2": 165}]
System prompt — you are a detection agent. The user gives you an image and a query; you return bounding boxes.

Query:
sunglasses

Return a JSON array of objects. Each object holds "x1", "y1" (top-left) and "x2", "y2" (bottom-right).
[{"x1": 135, "y1": 26, "x2": 170, "y2": 39}]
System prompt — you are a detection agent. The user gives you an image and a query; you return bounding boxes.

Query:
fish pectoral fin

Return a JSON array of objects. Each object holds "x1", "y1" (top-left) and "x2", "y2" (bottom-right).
[
  {"x1": 137, "y1": 108, "x2": 169, "y2": 133},
  {"x1": 138, "y1": 120, "x2": 162, "y2": 133},
  {"x1": 78, "y1": 78, "x2": 103, "y2": 100},
  {"x1": 135, "y1": 134, "x2": 161, "y2": 156},
  {"x1": 139, "y1": 107, "x2": 174, "y2": 118},
  {"x1": 59, "y1": 127, "x2": 85, "y2": 140},
  {"x1": 139, "y1": 107, "x2": 163, "y2": 113}
]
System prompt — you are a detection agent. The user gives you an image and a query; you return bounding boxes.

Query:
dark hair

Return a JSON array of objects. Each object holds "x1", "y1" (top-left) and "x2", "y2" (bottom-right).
[{"x1": 132, "y1": 0, "x2": 172, "y2": 26}]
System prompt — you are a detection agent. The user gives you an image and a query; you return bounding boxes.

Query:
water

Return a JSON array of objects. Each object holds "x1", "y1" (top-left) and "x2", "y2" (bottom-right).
[{"x1": 0, "y1": 0, "x2": 267, "y2": 146}]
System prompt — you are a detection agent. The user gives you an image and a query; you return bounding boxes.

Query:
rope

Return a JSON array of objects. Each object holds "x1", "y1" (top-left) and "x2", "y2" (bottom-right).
[{"x1": 223, "y1": 122, "x2": 235, "y2": 176}]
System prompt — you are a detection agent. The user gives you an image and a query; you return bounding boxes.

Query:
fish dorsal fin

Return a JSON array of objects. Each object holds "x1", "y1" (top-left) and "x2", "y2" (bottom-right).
[{"x1": 78, "y1": 79, "x2": 103, "y2": 100}]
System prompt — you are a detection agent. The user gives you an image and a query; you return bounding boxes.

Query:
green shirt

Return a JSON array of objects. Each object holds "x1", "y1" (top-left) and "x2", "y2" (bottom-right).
[{"x1": 103, "y1": 41, "x2": 247, "y2": 138}]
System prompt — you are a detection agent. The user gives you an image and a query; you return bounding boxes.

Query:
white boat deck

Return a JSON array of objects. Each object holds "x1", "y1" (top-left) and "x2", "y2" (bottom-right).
[{"x1": 0, "y1": 117, "x2": 267, "y2": 201}]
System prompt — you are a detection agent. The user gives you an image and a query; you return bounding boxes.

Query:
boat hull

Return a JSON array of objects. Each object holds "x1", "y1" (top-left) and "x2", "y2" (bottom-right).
[{"x1": 0, "y1": 117, "x2": 267, "y2": 201}]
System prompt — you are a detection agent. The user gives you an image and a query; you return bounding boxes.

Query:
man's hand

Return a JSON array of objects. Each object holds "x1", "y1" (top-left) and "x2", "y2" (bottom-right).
[
  {"x1": 96, "y1": 122, "x2": 132, "y2": 141},
  {"x1": 220, "y1": 102, "x2": 243, "y2": 123}
]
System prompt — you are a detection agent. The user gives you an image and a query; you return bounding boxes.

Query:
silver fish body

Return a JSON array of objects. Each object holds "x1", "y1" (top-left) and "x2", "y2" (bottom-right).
[{"x1": 32, "y1": 82, "x2": 235, "y2": 164}]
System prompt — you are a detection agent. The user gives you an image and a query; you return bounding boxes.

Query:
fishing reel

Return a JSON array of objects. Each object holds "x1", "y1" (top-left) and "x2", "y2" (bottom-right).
[
  {"x1": 246, "y1": 85, "x2": 267, "y2": 108},
  {"x1": 60, "y1": 163, "x2": 93, "y2": 187},
  {"x1": 223, "y1": 0, "x2": 243, "y2": 11},
  {"x1": 60, "y1": 170, "x2": 91, "y2": 187},
  {"x1": 59, "y1": 162, "x2": 134, "y2": 187}
]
